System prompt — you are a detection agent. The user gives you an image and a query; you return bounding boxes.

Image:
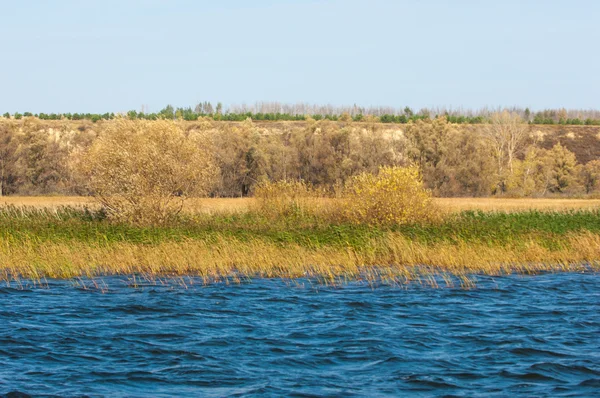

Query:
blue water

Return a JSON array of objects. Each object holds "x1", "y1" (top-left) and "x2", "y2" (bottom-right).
[{"x1": 0, "y1": 273, "x2": 599, "y2": 397}]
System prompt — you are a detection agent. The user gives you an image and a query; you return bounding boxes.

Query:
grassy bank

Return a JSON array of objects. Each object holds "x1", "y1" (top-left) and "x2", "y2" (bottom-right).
[{"x1": 1, "y1": 205, "x2": 599, "y2": 287}]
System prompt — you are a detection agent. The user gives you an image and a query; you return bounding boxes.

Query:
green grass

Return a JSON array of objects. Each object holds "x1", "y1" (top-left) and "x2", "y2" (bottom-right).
[
  {"x1": 394, "y1": 210, "x2": 600, "y2": 246},
  {"x1": 2, "y1": 205, "x2": 600, "y2": 250}
]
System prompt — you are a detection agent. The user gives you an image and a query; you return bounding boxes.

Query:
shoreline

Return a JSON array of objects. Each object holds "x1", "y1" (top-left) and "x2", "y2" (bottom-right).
[{"x1": 2, "y1": 203, "x2": 599, "y2": 287}]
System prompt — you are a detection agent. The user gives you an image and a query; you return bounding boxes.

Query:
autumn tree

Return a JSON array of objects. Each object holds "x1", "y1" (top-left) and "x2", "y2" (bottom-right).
[
  {"x1": 544, "y1": 143, "x2": 581, "y2": 193},
  {"x1": 439, "y1": 128, "x2": 496, "y2": 196},
  {"x1": 506, "y1": 144, "x2": 581, "y2": 196},
  {"x1": 580, "y1": 160, "x2": 600, "y2": 194},
  {"x1": 405, "y1": 117, "x2": 456, "y2": 194},
  {"x1": 75, "y1": 119, "x2": 217, "y2": 224},
  {"x1": 0, "y1": 124, "x2": 18, "y2": 196},
  {"x1": 290, "y1": 121, "x2": 344, "y2": 187},
  {"x1": 482, "y1": 111, "x2": 529, "y2": 194},
  {"x1": 15, "y1": 126, "x2": 70, "y2": 194},
  {"x1": 210, "y1": 118, "x2": 267, "y2": 197},
  {"x1": 507, "y1": 147, "x2": 551, "y2": 196}
]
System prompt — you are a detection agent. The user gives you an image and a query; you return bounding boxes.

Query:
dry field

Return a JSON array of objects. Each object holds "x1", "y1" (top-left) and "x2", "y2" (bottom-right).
[
  {"x1": 434, "y1": 198, "x2": 600, "y2": 212},
  {"x1": 0, "y1": 196, "x2": 252, "y2": 213},
  {"x1": 2, "y1": 196, "x2": 600, "y2": 213}
]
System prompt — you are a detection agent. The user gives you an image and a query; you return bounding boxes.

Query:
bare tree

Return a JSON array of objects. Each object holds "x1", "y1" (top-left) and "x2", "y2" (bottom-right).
[{"x1": 483, "y1": 111, "x2": 529, "y2": 193}]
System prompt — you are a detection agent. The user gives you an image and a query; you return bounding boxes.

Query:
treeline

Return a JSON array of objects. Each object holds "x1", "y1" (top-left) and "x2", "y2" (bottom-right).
[
  {"x1": 1, "y1": 115, "x2": 600, "y2": 198},
  {"x1": 3, "y1": 103, "x2": 600, "y2": 125},
  {"x1": 0, "y1": 108, "x2": 446, "y2": 124},
  {"x1": 224, "y1": 102, "x2": 600, "y2": 123}
]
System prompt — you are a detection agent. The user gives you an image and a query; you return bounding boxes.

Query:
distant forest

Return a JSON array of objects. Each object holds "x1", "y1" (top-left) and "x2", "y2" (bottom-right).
[
  {"x1": 3, "y1": 102, "x2": 600, "y2": 125},
  {"x1": 1, "y1": 114, "x2": 600, "y2": 198}
]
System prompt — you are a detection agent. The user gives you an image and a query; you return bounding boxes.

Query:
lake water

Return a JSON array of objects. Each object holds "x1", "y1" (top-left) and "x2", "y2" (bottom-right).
[{"x1": 0, "y1": 273, "x2": 599, "y2": 397}]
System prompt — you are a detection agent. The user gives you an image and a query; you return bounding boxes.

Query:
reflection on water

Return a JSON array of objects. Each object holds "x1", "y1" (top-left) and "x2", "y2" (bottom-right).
[{"x1": 0, "y1": 273, "x2": 599, "y2": 397}]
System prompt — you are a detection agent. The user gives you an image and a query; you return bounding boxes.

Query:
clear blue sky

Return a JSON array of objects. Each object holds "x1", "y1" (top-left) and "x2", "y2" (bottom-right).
[{"x1": 1, "y1": 0, "x2": 598, "y2": 113}]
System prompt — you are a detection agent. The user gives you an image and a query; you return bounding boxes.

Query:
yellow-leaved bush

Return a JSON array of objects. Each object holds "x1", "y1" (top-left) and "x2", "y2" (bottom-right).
[
  {"x1": 341, "y1": 165, "x2": 438, "y2": 226},
  {"x1": 73, "y1": 119, "x2": 217, "y2": 225}
]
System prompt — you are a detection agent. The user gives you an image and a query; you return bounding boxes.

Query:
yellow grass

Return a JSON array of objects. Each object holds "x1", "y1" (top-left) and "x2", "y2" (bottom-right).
[
  {"x1": 1, "y1": 232, "x2": 598, "y2": 288},
  {"x1": 0, "y1": 196, "x2": 94, "y2": 207},
  {"x1": 3, "y1": 196, "x2": 600, "y2": 213},
  {"x1": 435, "y1": 197, "x2": 600, "y2": 212},
  {"x1": 0, "y1": 196, "x2": 253, "y2": 213}
]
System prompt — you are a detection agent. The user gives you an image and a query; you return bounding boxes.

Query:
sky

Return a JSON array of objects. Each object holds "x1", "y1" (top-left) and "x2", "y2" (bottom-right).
[{"x1": 1, "y1": 0, "x2": 598, "y2": 113}]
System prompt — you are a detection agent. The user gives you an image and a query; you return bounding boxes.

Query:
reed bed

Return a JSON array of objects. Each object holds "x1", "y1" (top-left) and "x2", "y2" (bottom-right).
[
  {"x1": 0, "y1": 205, "x2": 599, "y2": 288},
  {"x1": 1, "y1": 233, "x2": 598, "y2": 288}
]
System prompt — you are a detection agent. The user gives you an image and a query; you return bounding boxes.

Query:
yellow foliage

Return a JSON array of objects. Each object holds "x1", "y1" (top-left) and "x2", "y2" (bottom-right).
[
  {"x1": 73, "y1": 119, "x2": 217, "y2": 224},
  {"x1": 341, "y1": 166, "x2": 438, "y2": 226}
]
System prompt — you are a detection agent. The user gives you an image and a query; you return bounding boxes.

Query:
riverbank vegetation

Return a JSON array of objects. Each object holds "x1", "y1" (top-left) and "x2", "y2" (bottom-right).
[
  {"x1": 1, "y1": 204, "x2": 599, "y2": 287},
  {"x1": 2, "y1": 169, "x2": 600, "y2": 286},
  {"x1": 1, "y1": 117, "x2": 599, "y2": 287}
]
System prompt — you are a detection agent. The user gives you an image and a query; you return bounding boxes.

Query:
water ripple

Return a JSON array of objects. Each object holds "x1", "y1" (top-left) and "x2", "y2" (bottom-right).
[{"x1": 0, "y1": 273, "x2": 598, "y2": 397}]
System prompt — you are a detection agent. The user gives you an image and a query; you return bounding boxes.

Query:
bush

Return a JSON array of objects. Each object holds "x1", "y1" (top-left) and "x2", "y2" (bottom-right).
[
  {"x1": 340, "y1": 166, "x2": 438, "y2": 226},
  {"x1": 74, "y1": 119, "x2": 217, "y2": 224}
]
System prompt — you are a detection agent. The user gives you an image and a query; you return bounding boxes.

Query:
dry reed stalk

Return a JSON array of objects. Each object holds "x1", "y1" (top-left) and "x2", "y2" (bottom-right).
[{"x1": 1, "y1": 233, "x2": 597, "y2": 287}]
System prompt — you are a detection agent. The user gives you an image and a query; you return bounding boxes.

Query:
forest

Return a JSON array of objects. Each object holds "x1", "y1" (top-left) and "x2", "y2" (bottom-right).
[{"x1": 1, "y1": 112, "x2": 600, "y2": 198}]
